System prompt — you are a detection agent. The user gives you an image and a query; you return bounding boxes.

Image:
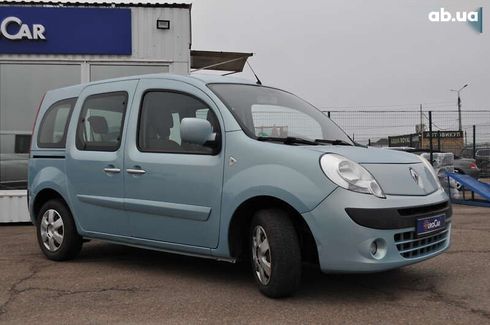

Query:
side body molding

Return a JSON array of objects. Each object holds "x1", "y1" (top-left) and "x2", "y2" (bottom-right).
[{"x1": 77, "y1": 195, "x2": 211, "y2": 222}]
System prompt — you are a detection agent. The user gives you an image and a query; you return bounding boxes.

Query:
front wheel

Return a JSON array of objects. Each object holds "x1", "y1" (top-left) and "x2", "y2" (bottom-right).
[
  {"x1": 36, "y1": 199, "x2": 82, "y2": 261},
  {"x1": 250, "y1": 209, "x2": 302, "y2": 298}
]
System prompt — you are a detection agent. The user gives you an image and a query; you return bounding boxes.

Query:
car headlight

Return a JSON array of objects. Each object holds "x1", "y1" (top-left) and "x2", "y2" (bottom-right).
[
  {"x1": 419, "y1": 155, "x2": 443, "y2": 190},
  {"x1": 320, "y1": 154, "x2": 385, "y2": 198}
]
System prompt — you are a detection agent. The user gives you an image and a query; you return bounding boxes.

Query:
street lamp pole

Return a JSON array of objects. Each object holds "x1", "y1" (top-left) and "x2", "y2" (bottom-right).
[{"x1": 450, "y1": 83, "x2": 469, "y2": 131}]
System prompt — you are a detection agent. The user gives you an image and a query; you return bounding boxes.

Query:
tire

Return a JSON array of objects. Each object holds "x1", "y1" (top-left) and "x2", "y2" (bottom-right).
[
  {"x1": 35, "y1": 199, "x2": 82, "y2": 261},
  {"x1": 250, "y1": 209, "x2": 302, "y2": 298}
]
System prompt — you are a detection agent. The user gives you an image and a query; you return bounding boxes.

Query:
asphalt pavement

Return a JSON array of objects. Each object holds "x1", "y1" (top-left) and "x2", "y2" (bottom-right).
[{"x1": 0, "y1": 205, "x2": 489, "y2": 324}]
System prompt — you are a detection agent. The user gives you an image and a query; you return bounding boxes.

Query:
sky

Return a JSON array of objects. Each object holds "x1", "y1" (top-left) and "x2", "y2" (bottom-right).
[
  {"x1": 14, "y1": 0, "x2": 489, "y2": 111},
  {"x1": 188, "y1": 0, "x2": 489, "y2": 111}
]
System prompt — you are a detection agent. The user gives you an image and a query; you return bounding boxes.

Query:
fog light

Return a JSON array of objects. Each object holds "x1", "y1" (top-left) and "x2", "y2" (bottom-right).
[
  {"x1": 370, "y1": 241, "x2": 378, "y2": 255},
  {"x1": 369, "y1": 239, "x2": 387, "y2": 260}
]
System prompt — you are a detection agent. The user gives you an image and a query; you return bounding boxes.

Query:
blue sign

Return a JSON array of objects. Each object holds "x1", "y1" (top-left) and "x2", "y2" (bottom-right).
[
  {"x1": 416, "y1": 214, "x2": 446, "y2": 236},
  {"x1": 0, "y1": 6, "x2": 132, "y2": 55}
]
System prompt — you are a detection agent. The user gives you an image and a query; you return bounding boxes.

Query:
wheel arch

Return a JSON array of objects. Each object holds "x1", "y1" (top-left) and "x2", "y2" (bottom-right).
[
  {"x1": 32, "y1": 188, "x2": 71, "y2": 222},
  {"x1": 228, "y1": 195, "x2": 319, "y2": 264}
]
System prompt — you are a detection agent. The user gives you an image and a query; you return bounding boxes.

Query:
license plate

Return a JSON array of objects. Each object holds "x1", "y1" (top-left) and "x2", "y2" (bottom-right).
[{"x1": 416, "y1": 214, "x2": 446, "y2": 236}]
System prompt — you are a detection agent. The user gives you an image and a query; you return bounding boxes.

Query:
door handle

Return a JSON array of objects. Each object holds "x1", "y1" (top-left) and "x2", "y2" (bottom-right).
[
  {"x1": 126, "y1": 168, "x2": 146, "y2": 175},
  {"x1": 104, "y1": 167, "x2": 121, "y2": 174}
]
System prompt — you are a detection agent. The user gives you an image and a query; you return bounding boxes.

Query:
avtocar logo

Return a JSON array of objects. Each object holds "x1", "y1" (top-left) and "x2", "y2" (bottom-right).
[
  {"x1": 0, "y1": 16, "x2": 46, "y2": 40},
  {"x1": 423, "y1": 219, "x2": 441, "y2": 231}
]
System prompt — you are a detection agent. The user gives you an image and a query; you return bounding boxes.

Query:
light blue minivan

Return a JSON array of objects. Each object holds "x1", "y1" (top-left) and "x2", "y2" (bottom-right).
[{"x1": 29, "y1": 74, "x2": 452, "y2": 297}]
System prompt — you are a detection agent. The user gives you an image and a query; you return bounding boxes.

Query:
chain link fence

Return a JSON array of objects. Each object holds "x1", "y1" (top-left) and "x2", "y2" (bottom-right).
[
  {"x1": 325, "y1": 110, "x2": 490, "y2": 177},
  {"x1": 1, "y1": 108, "x2": 489, "y2": 190}
]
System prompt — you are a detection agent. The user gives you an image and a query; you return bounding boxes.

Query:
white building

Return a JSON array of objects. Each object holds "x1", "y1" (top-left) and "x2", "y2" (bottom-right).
[{"x1": 0, "y1": 0, "x2": 252, "y2": 222}]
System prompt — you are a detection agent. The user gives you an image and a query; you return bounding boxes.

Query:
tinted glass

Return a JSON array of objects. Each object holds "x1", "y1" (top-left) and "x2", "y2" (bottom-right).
[
  {"x1": 76, "y1": 92, "x2": 128, "y2": 151},
  {"x1": 15, "y1": 135, "x2": 31, "y2": 153},
  {"x1": 38, "y1": 98, "x2": 76, "y2": 148},
  {"x1": 208, "y1": 84, "x2": 352, "y2": 144},
  {"x1": 138, "y1": 91, "x2": 220, "y2": 154},
  {"x1": 477, "y1": 149, "x2": 490, "y2": 157}
]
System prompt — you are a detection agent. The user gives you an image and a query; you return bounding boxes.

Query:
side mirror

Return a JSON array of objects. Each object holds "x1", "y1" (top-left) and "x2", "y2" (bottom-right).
[{"x1": 180, "y1": 118, "x2": 216, "y2": 146}]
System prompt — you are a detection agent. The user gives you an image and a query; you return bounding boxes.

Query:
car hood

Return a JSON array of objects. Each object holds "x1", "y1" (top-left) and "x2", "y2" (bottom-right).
[{"x1": 304, "y1": 145, "x2": 421, "y2": 164}]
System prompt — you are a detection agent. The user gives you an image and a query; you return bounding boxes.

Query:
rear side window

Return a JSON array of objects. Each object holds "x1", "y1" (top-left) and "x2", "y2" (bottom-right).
[
  {"x1": 37, "y1": 98, "x2": 76, "y2": 148},
  {"x1": 76, "y1": 92, "x2": 128, "y2": 151}
]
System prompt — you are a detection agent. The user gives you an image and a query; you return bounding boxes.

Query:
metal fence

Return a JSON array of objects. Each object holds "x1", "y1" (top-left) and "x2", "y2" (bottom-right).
[
  {"x1": 1, "y1": 109, "x2": 489, "y2": 190},
  {"x1": 324, "y1": 109, "x2": 490, "y2": 177}
]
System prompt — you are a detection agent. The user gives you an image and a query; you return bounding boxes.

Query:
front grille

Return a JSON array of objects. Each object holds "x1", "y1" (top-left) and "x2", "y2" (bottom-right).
[
  {"x1": 398, "y1": 201, "x2": 448, "y2": 216},
  {"x1": 394, "y1": 225, "x2": 450, "y2": 259}
]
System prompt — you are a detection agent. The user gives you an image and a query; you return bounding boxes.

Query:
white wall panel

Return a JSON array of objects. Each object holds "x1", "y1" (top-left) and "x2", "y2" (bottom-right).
[
  {"x1": 0, "y1": 7, "x2": 191, "y2": 66},
  {"x1": 90, "y1": 64, "x2": 170, "y2": 81},
  {"x1": 0, "y1": 190, "x2": 29, "y2": 223},
  {"x1": 0, "y1": 5, "x2": 191, "y2": 220}
]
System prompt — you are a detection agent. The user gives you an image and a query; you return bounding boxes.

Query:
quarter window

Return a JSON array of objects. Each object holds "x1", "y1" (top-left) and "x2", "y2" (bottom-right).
[
  {"x1": 138, "y1": 91, "x2": 220, "y2": 154},
  {"x1": 38, "y1": 98, "x2": 76, "y2": 148},
  {"x1": 76, "y1": 92, "x2": 128, "y2": 151}
]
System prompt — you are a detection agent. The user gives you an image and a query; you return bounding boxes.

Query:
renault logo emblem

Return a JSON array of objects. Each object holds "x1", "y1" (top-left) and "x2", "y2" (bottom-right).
[{"x1": 409, "y1": 168, "x2": 423, "y2": 188}]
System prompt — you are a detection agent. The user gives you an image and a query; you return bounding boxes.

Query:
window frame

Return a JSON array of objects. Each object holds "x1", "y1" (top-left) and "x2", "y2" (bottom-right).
[
  {"x1": 136, "y1": 89, "x2": 222, "y2": 156},
  {"x1": 75, "y1": 91, "x2": 129, "y2": 152},
  {"x1": 37, "y1": 97, "x2": 77, "y2": 149}
]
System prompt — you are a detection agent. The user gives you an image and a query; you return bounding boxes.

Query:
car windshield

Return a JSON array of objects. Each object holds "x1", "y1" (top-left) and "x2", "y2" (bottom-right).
[{"x1": 208, "y1": 83, "x2": 353, "y2": 145}]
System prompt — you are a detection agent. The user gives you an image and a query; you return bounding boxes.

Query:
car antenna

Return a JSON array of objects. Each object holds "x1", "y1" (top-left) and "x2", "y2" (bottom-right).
[{"x1": 247, "y1": 61, "x2": 262, "y2": 85}]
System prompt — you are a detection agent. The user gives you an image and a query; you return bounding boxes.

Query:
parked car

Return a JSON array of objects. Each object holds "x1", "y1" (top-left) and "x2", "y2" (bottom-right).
[
  {"x1": 0, "y1": 153, "x2": 28, "y2": 190},
  {"x1": 29, "y1": 74, "x2": 452, "y2": 298},
  {"x1": 453, "y1": 156, "x2": 480, "y2": 179},
  {"x1": 460, "y1": 146, "x2": 490, "y2": 177}
]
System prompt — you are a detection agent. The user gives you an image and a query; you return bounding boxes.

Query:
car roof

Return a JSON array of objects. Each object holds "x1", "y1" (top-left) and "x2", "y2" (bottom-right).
[
  {"x1": 92, "y1": 73, "x2": 257, "y2": 87},
  {"x1": 45, "y1": 73, "x2": 259, "y2": 97}
]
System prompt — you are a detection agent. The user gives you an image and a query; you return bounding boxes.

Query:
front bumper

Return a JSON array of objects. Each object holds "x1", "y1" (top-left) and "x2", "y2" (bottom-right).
[{"x1": 302, "y1": 187, "x2": 452, "y2": 273}]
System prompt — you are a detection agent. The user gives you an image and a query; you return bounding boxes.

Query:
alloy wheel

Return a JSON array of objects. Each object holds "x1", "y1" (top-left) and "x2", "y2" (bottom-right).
[
  {"x1": 252, "y1": 225, "x2": 272, "y2": 285},
  {"x1": 40, "y1": 209, "x2": 64, "y2": 252}
]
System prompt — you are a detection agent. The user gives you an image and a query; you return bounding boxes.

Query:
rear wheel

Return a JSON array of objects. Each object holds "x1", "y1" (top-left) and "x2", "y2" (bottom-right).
[
  {"x1": 36, "y1": 199, "x2": 82, "y2": 261},
  {"x1": 250, "y1": 209, "x2": 301, "y2": 298}
]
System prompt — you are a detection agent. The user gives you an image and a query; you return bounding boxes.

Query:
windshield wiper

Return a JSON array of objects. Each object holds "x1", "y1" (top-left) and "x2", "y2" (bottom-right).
[
  {"x1": 314, "y1": 139, "x2": 353, "y2": 146},
  {"x1": 257, "y1": 136, "x2": 319, "y2": 145}
]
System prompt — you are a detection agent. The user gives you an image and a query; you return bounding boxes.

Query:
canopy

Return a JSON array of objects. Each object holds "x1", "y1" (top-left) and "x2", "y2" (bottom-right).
[{"x1": 190, "y1": 50, "x2": 253, "y2": 72}]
